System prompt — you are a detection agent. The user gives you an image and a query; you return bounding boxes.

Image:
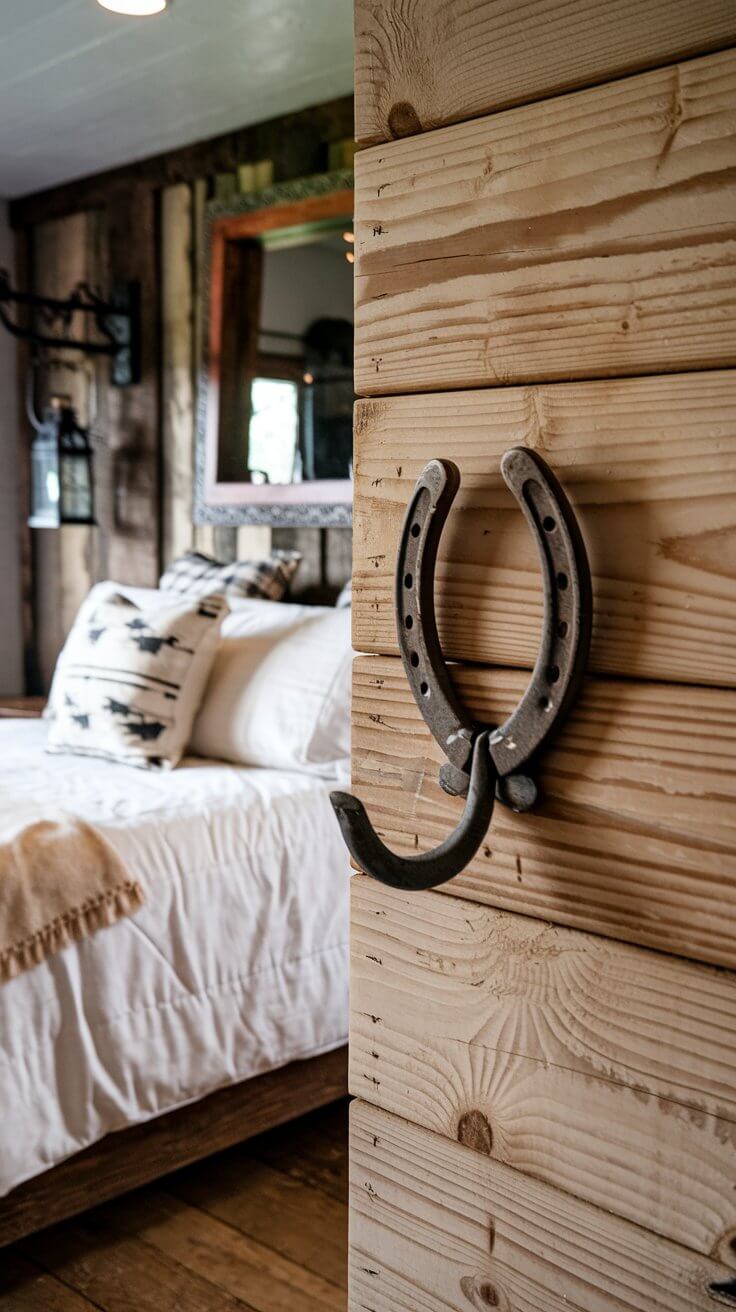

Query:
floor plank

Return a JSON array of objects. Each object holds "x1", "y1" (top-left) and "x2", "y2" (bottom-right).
[
  {"x1": 0, "y1": 1253, "x2": 97, "y2": 1311},
  {"x1": 245, "y1": 1101, "x2": 350, "y2": 1205},
  {"x1": 22, "y1": 1216, "x2": 253, "y2": 1312},
  {"x1": 104, "y1": 1188, "x2": 344, "y2": 1312},
  {"x1": 0, "y1": 1100, "x2": 349, "y2": 1312},
  {"x1": 171, "y1": 1152, "x2": 348, "y2": 1291}
]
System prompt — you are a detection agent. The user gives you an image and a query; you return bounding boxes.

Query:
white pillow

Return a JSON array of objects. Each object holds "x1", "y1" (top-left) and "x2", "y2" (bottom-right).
[
  {"x1": 46, "y1": 583, "x2": 227, "y2": 770},
  {"x1": 46, "y1": 582, "x2": 169, "y2": 718},
  {"x1": 190, "y1": 599, "x2": 352, "y2": 776}
]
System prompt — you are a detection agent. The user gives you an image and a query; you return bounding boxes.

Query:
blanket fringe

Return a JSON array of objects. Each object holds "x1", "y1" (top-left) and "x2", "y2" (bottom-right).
[{"x1": 0, "y1": 880, "x2": 145, "y2": 982}]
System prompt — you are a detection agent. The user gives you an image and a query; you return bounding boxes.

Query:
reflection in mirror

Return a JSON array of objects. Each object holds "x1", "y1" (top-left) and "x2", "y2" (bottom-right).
[
  {"x1": 199, "y1": 177, "x2": 354, "y2": 527},
  {"x1": 250, "y1": 225, "x2": 354, "y2": 487}
]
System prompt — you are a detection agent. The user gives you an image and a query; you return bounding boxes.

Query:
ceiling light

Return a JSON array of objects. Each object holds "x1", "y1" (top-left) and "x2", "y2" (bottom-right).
[
  {"x1": 345, "y1": 251, "x2": 355, "y2": 264},
  {"x1": 97, "y1": 0, "x2": 170, "y2": 15},
  {"x1": 343, "y1": 231, "x2": 355, "y2": 244}
]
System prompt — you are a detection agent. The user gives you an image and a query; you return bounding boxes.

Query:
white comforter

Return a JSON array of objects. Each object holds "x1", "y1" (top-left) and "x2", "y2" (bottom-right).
[{"x1": 0, "y1": 720, "x2": 350, "y2": 1198}]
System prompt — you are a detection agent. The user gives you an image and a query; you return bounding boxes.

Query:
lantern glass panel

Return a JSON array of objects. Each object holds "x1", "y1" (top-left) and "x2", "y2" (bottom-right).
[
  {"x1": 59, "y1": 447, "x2": 94, "y2": 524},
  {"x1": 29, "y1": 431, "x2": 61, "y2": 528}
]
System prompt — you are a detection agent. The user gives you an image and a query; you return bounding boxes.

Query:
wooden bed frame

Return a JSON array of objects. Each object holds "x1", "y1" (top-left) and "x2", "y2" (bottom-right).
[{"x1": 0, "y1": 1045, "x2": 347, "y2": 1248}]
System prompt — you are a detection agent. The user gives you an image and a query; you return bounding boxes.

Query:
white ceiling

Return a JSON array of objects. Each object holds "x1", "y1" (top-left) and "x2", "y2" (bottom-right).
[{"x1": 0, "y1": 0, "x2": 354, "y2": 198}]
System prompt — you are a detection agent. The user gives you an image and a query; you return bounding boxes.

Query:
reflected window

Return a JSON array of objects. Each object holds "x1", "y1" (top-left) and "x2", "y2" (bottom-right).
[
  {"x1": 247, "y1": 377, "x2": 300, "y2": 484},
  {"x1": 241, "y1": 223, "x2": 354, "y2": 487}
]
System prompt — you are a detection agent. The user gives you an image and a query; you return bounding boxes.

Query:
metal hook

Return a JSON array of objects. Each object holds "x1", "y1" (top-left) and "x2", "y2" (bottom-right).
[
  {"x1": 331, "y1": 730, "x2": 496, "y2": 892},
  {"x1": 331, "y1": 448, "x2": 592, "y2": 890}
]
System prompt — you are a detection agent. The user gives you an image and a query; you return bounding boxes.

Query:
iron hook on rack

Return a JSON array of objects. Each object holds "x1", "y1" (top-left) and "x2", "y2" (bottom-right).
[{"x1": 0, "y1": 270, "x2": 140, "y2": 386}]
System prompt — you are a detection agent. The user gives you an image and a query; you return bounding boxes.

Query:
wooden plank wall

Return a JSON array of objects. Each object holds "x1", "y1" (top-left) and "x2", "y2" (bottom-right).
[
  {"x1": 352, "y1": 373, "x2": 736, "y2": 687},
  {"x1": 32, "y1": 212, "x2": 106, "y2": 688},
  {"x1": 349, "y1": 1101, "x2": 736, "y2": 1312},
  {"x1": 351, "y1": 876, "x2": 736, "y2": 1259},
  {"x1": 15, "y1": 97, "x2": 355, "y2": 690},
  {"x1": 354, "y1": 49, "x2": 736, "y2": 395},
  {"x1": 349, "y1": 15, "x2": 736, "y2": 1305},
  {"x1": 354, "y1": 0, "x2": 736, "y2": 144}
]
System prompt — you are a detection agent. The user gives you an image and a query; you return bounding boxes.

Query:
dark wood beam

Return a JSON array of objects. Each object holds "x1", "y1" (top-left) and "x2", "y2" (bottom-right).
[
  {"x1": 0, "y1": 1046, "x2": 348, "y2": 1248},
  {"x1": 10, "y1": 96, "x2": 354, "y2": 229}
]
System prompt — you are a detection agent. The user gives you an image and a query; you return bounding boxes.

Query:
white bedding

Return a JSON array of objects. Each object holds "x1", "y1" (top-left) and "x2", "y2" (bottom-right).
[{"x1": 0, "y1": 719, "x2": 350, "y2": 1198}]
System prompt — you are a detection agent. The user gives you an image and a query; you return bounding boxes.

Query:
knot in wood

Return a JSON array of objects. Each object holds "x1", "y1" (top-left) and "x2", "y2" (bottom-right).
[{"x1": 457, "y1": 1109, "x2": 493, "y2": 1156}]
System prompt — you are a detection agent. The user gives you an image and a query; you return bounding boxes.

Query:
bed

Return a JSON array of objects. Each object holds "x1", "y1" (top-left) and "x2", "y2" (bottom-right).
[{"x1": 0, "y1": 715, "x2": 350, "y2": 1241}]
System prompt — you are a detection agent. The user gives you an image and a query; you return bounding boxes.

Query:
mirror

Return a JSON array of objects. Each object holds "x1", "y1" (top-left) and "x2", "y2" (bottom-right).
[{"x1": 196, "y1": 171, "x2": 354, "y2": 527}]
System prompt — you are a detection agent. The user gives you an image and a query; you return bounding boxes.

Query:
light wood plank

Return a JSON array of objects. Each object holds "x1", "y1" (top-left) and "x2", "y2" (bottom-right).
[
  {"x1": 353, "y1": 371, "x2": 736, "y2": 686},
  {"x1": 354, "y1": 49, "x2": 736, "y2": 395},
  {"x1": 104, "y1": 1188, "x2": 345, "y2": 1312},
  {"x1": 33, "y1": 212, "x2": 101, "y2": 685},
  {"x1": 349, "y1": 1100, "x2": 736, "y2": 1311},
  {"x1": 351, "y1": 876, "x2": 736, "y2": 1260},
  {"x1": 104, "y1": 180, "x2": 160, "y2": 587},
  {"x1": 355, "y1": 0, "x2": 736, "y2": 144},
  {"x1": 161, "y1": 183, "x2": 196, "y2": 570},
  {"x1": 350, "y1": 655, "x2": 736, "y2": 967},
  {"x1": 192, "y1": 177, "x2": 218, "y2": 559}
]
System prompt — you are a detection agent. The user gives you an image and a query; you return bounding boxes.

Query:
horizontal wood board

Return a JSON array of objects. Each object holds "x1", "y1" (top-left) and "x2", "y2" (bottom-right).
[
  {"x1": 353, "y1": 371, "x2": 736, "y2": 686},
  {"x1": 350, "y1": 655, "x2": 736, "y2": 967},
  {"x1": 354, "y1": 49, "x2": 736, "y2": 395},
  {"x1": 355, "y1": 0, "x2": 736, "y2": 144},
  {"x1": 351, "y1": 876, "x2": 736, "y2": 1261},
  {"x1": 349, "y1": 1100, "x2": 736, "y2": 1311}
]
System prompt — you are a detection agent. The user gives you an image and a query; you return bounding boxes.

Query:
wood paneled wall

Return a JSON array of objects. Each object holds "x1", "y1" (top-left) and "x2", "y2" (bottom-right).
[{"x1": 12, "y1": 96, "x2": 354, "y2": 692}]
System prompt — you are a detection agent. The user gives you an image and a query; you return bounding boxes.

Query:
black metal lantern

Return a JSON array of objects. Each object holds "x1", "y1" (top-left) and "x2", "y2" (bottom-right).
[{"x1": 29, "y1": 394, "x2": 95, "y2": 528}]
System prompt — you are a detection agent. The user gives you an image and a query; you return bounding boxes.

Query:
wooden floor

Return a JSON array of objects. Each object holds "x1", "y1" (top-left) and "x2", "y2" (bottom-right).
[{"x1": 0, "y1": 1099, "x2": 350, "y2": 1311}]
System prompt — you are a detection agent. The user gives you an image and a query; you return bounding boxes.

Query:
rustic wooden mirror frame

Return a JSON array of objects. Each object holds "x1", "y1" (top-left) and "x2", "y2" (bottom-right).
[{"x1": 195, "y1": 170, "x2": 354, "y2": 528}]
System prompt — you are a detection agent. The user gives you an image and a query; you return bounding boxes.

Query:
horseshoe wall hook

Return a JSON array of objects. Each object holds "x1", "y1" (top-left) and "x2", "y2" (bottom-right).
[{"x1": 331, "y1": 447, "x2": 592, "y2": 890}]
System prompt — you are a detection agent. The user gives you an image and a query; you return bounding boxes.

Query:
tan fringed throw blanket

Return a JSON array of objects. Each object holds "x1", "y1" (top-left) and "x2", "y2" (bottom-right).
[{"x1": 0, "y1": 805, "x2": 144, "y2": 983}]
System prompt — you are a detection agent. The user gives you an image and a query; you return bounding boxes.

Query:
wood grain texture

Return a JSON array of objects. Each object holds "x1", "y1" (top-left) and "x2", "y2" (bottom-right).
[
  {"x1": 354, "y1": 48, "x2": 736, "y2": 395},
  {"x1": 350, "y1": 655, "x2": 736, "y2": 966},
  {"x1": 24, "y1": 1217, "x2": 250, "y2": 1312},
  {"x1": 173, "y1": 1154, "x2": 348, "y2": 1291},
  {"x1": 351, "y1": 876, "x2": 736, "y2": 1260},
  {"x1": 0, "y1": 1254, "x2": 97, "y2": 1311},
  {"x1": 162, "y1": 183, "x2": 197, "y2": 569},
  {"x1": 102, "y1": 1188, "x2": 345, "y2": 1312},
  {"x1": 0, "y1": 1047, "x2": 347, "y2": 1249},
  {"x1": 355, "y1": 0, "x2": 736, "y2": 144},
  {"x1": 353, "y1": 371, "x2": 736, "y2": 686},
  {"x1": 104, "y1": 180, "x2": 160, "y2": 587},
  {"x1": 32, "y1": 212, "x2": 102, "y2": 686},
  {"x1": 349, "y1": 1100, "x2": 736, "y2": 1311},
  {"x1": 2, "y1": 1099, "x2": 350, "y2": 1312}
]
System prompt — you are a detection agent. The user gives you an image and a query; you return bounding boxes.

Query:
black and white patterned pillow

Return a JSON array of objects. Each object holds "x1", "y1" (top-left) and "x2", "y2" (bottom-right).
[
  {"x1": 46, "y1": 590, "x2": 227, "y2": 769},
  {"x1": 159, "y1": 550, "x2": 301, "y2": 602}
]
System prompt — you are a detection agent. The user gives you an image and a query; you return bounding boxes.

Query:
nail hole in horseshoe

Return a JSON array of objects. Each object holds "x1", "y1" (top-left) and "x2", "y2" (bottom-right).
[
  {"x1": 420, "y1": 681, "x2": 429, "y2": 697},
  {"x1": 547, "y1": 665, "x2": 560, "y2": 684},
  {"x1": 404, "y1": 573, "x2": 413, "y2": 588},
  {"x1": 557, "y1": 572, "x2": 568, "y2": 590},
  {"x1": 405, "y1": 615, "x2": 413, "y2": 629},
  {"x1": 539, "y1": 695, "x2": 552, "y2": 712},
  {"x1": 543, "y1": 516, "x2": 556, "y2": 531},
  {"x1": 557, "y1": 620, "x2": 568, "y2": 639},
  {"x1": 410, "y1": 652, "x2": 419, "y2": 667},
  {"x1": 411, "y1": 522, "x2": 420, "y2": 538}
]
